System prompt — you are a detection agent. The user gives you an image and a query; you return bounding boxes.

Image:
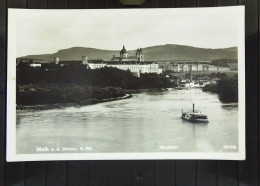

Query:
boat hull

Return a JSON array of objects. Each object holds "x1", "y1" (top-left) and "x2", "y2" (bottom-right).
[{"x1": 181, "y1": 116, "x2": 209, "y2": 123}]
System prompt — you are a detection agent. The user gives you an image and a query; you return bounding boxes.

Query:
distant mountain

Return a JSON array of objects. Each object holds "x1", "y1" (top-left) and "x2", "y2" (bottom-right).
[
  {"x1": 142, "y1": 44, "x2": 237, "y2": 61},
  {"x1": 211, "y1": 59, "x2": 238, "y2": 70},
  {"x1": 18, "y1": 44, "x2": 238, "y2": 62}
]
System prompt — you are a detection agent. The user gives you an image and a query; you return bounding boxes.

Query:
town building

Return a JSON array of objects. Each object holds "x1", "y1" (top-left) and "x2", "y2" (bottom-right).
[
  {"x1": 16, "y1": 58, "x2": 48, "y2": 69},
  {"x1": 87, "y1": 60, "x2": 106, "y2": 69},
  {"x1": 217, "y1": 66, "x2": 231, "y2": 71},
  {"x1": 166, "y1": 62, "x2": 229, "y2": 72},
  {"x1": 207, "y1": 65, "x2": 218, "y2": 71},
  {"x1": 29, "y1": 63, "x2": 41, "y2": 68},
  {"x1": 54, "y1": 57, "x2": 88, "y2": 67},
  {"x1": 59, "y1": 60, "x2": 84, "y2": 67}
]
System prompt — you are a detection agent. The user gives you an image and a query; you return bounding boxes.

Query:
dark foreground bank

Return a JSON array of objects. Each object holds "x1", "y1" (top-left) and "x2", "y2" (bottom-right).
[
  {"x1": 17, "y1": 84, "x2": 139, "y2": 110},
  {"x1": 202, "y1": 78, "x2": 238, "y2": 102},
  {"x1": 16, "y1": 67, "x2": 174, "y2": 109}
]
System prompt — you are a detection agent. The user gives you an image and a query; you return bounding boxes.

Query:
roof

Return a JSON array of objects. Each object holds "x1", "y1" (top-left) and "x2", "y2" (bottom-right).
[
  {"x1": 88, "y1": 61, "x2": 156, "y2": 65},
  {"x1": 88, "y1": 60, "x2": 105, "y2": 64},
  {"x1": 170, "y1": 62, "x2": 210, "y2": 66},
  {"x1": 106, "y1": 61, "x2": 157, "y2": 65},
  {"x1": 112, "y1": 56, "x2": 138, "y2": 60},
  {"x1": 111, "y1": 57, "x2": 121, "y2": 59},
  {"x1": 59, "y1": 60, "x2": 82, "y2": 64},
  {"x1": 127, "y1": 56, "x2": 138, "y2": 59}
]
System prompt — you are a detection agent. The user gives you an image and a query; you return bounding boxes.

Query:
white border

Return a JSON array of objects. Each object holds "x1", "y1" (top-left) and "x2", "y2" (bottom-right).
[{"x1": 7, "y1": 7, "x2": 245, "y2": 161}]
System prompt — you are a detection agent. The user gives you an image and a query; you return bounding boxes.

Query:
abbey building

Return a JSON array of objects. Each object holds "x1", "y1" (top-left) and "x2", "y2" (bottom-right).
[
  {"x1": 111, "y1": 45, "x2": 144, "y2": 62},
  {"x1": 87, "y1": 45, "x2": 162, "y2": 77}
]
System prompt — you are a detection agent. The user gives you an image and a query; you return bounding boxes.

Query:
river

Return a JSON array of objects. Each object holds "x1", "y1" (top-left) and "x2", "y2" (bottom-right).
[{"x1": 16, "y1": 89, "x2": 238, "y2": 154}]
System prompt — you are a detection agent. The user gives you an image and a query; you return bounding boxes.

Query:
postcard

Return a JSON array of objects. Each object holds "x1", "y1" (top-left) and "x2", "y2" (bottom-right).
[{"x1": 7, "y1": 7, "x2": 245, "y2": 161}]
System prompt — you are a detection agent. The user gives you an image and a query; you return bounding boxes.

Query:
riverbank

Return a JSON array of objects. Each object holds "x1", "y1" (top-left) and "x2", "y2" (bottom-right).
[
  {"x1": 16, "y1": 84, "x2": 171, "y2": 110},
  {"x1": 202, "y1": 78, "x2": 238, "y2": 102},
  {"x1": 17, "y1": 84, "x2": 135, "y2": 110},
  {"x1": 17, "y1": 94, "x2": 133, "y2": 110}
]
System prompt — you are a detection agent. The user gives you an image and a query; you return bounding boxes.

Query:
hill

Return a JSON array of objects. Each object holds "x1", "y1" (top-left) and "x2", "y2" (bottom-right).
[
  {"x1": 18, "y1": 44, "x2": 238, "y2": 62},
  {"x1": 211, "y1": 59, "x2": 238, "y2": 70}
]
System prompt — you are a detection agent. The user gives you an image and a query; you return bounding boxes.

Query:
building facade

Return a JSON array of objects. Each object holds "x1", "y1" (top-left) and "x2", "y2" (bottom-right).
[
  {"x1": 88, "y1": 60, "x2": 162, "y2": 77},
  {"x1": 169, "y1": 63, "x2": 229, "y2": 72}
]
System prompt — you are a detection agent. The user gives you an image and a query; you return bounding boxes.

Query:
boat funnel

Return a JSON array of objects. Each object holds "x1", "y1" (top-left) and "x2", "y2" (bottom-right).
[{"x1": 193, "y1": 103, "x2": 195, "y2": 112}]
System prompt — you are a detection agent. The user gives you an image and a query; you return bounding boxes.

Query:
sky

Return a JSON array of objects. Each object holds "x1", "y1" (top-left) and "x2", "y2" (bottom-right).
[{"x1": 12, "y1": 7, "x2": 244, "y2": 57}]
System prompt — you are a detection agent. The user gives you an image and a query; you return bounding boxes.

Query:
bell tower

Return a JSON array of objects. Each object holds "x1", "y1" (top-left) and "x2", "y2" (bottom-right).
[{"x1": 136, "y1": 48, "x2": 144, "y2": 62}]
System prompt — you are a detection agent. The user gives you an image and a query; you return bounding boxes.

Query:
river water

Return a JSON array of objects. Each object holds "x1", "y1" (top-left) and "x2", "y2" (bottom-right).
[{"x1": 16, "y1": 89, "x2": 238, "y2": 154}]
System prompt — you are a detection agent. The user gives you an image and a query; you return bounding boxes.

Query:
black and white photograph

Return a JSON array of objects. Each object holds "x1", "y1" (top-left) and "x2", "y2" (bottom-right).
[{"x1": 7, "y1": 7, "x2": 245, "y2": 161}]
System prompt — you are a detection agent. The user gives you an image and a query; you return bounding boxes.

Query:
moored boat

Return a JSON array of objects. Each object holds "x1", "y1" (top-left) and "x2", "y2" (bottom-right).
[{"x1": 181, "y1": 104, "x2": 209, "y2": 123}]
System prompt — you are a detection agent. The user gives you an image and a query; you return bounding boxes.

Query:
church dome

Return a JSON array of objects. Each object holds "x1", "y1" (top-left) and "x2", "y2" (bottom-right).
[{"x1": 120, "y1": 45, "x2": 127, "y2": 54}]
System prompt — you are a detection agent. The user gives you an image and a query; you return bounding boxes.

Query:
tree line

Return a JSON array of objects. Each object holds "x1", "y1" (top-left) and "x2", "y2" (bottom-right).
[
  {"x1": 17, "y1": 66, "x2": 173, "y2": 89},
  {"x1": 202, "y1": 78, "x2": 238, "y2": 102}
]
